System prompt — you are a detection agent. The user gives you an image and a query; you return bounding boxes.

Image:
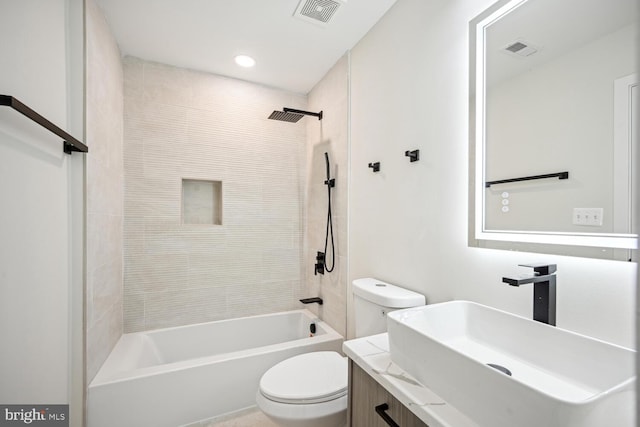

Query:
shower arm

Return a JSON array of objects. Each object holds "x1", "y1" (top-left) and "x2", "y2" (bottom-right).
[{"x1": 283, "y1": 108, "x2": 323, "y2": 120}]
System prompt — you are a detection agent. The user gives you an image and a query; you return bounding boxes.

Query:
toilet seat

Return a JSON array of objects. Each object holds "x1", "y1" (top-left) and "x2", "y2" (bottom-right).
[{"x1": 259, "y1": 351, "x2": 347, "y2": 404}]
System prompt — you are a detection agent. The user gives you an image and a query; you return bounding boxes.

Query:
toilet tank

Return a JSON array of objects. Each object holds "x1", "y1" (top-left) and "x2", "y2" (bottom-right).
[{"x1": 352, "y1": 278, "x2": 425, "y2": 338}]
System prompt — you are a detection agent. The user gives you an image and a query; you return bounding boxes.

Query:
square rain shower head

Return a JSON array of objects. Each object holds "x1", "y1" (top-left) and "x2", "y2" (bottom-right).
[{"x1": 268, "y1": 110, "x2": 305, "y2": 123}]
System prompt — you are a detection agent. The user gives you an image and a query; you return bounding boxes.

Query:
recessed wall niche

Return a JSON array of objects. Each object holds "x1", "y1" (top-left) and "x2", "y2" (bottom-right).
[{"x1": 182, "y1": 179, "x2": 222, "y2": 225}]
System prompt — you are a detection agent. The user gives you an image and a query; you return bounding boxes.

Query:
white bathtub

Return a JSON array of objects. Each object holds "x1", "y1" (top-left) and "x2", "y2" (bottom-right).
[{"x1": 88, "y1": 309, "x2": 343, "y2": 427}]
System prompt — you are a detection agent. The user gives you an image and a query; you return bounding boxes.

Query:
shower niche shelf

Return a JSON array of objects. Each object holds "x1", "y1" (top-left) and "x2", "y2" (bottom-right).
[{"x1": 182, "y1": 179, "x2": 222, "y2": 225}]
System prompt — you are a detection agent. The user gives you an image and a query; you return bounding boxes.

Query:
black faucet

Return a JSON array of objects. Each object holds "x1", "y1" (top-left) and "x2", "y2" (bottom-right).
[{"x1": 502, "y1": 264, "x2": 556, "y2": 326}]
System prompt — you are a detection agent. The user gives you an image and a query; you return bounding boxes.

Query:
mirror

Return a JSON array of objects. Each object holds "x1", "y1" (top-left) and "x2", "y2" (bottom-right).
[{"x1": 469, "y1": 0, "x2": 639, "y2": 260}]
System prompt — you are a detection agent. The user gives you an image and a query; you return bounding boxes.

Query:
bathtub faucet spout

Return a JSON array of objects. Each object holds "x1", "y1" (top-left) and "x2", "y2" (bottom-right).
[{"x1": 300, "y1": 297, "x2": 323, "y2": 305}]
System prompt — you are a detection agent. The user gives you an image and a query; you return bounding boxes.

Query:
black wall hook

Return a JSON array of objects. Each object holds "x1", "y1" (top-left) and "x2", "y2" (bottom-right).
[
  {"x1": 405, "y1": 149, "x2": 420, "y2": 162},
  {"x1": 368, "y1": 162, "x2": 381, "y2": 172}
]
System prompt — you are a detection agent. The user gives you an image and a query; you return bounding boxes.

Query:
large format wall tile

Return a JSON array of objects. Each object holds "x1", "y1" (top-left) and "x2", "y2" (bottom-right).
[{"x1": 123, "y1": 57, "x2": 308, "y2": 331}]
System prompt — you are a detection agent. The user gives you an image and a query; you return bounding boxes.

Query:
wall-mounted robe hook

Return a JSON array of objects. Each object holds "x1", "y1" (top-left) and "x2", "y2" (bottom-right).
[
  {"x1": 405, "y1": 149, "x2": 420, "y2": 162},
  {"x1": 368, "y1": 162, "x2": 381, "y2": 172}
]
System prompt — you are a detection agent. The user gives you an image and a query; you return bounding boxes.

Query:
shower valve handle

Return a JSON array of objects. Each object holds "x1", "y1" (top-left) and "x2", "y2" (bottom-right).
[{"x1": 314, "y1": 252, "x2": 325, "y2": 275}]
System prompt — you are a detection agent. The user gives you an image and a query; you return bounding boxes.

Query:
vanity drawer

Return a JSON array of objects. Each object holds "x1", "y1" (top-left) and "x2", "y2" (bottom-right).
[{"x1": 349, "y1": 360, "x2": 428, "y2": 427}]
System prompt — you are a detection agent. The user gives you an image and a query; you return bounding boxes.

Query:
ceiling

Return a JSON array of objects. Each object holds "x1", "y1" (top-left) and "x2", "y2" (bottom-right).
[{"x1": 95, "y1": 0, "x2": 397, "y2": 94}]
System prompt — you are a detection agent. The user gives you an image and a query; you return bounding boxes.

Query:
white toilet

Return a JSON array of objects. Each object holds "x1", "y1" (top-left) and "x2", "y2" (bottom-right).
[{"x1": 255, "y1": 278, "x2": 425, "y2": 427}]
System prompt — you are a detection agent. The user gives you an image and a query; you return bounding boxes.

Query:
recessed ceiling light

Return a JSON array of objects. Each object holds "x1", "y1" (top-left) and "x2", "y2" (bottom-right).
[{"x1": 234, "y1": 55, "x2": 256, "y2": 68}]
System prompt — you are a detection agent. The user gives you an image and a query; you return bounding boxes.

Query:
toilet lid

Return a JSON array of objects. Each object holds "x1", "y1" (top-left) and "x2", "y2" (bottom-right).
[{"x1": 259, "y1": 351, "x2": 348, "y2": 404}]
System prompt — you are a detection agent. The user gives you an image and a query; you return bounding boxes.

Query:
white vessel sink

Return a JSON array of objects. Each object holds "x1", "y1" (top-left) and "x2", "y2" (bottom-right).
[{"x1": 387, "y1": 301, "x2": 635, "y2": 427}]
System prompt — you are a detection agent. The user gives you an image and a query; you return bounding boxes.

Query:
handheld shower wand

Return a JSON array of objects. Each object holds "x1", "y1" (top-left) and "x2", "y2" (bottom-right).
[{"x1": 316, "y1": 152, "x2": 335, "y2": 275}]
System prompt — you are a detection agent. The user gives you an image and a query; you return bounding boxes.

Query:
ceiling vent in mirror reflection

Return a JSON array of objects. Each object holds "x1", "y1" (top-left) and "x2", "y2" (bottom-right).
[{"x1": 503, "y1": 39, "x2": 540, "y2": 57}]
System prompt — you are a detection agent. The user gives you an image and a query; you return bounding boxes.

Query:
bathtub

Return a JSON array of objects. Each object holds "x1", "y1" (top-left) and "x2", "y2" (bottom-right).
[{"x1": 88, "y1": 309, "x2": 343, "y2": 427}]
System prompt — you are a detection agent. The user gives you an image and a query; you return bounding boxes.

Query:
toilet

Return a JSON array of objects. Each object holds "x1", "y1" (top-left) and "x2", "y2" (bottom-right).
[{"x1": 255, "y1": 278, "x2": 425, "y2": 427}]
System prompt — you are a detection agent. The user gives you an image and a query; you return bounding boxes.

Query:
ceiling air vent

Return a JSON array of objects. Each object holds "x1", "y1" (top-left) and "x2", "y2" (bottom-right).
[
  {"x1": 293, "y1": 0, "x2": 346, "y2": 27},
  {"x1": 503, "y1": 39, "x2": 540, "y2": 57}
]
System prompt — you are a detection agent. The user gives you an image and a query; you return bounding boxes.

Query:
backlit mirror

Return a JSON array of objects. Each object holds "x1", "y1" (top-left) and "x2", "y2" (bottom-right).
[{"x1": 469, "y1": 0, "x2": 638, "y2": 260}]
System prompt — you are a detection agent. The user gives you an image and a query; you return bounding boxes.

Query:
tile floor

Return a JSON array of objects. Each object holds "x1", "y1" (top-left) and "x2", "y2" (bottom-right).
[{"x1": 185, "y1": 407, "x2": 278, "y2": 427}]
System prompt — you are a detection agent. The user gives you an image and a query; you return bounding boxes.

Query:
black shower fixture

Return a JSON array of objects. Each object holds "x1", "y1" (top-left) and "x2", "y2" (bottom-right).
[
  {"x1": 314, "y1": 251, "x2": 326, "y2": 275},
  {"x1": 317, "y1": 152, "x2": 335, "y2": 276},
  {"x1": 268, "y1": 107, "x2": 323, "y2": 123},
  {"x1": 300, "y1": 297, "x2": 323, "y2": 305}
]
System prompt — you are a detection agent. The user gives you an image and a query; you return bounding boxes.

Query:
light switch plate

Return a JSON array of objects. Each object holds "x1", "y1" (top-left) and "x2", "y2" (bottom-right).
[{"x1": 572, "y1": 208, "x2": 603, "y2": 226}]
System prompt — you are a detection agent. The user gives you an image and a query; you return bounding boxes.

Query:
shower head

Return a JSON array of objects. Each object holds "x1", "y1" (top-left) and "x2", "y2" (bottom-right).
[
  {"x1": 268, "y1": 107, "x2": 323, "y2": 123},
  {"x1": 268, "y1": 110, "x2": 304, "y2": 123}
]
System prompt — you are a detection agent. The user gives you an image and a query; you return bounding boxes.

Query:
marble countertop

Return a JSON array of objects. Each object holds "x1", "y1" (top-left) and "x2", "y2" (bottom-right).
[{"x1": 343, "y1": 333, "x2": 479, "y2": 427}]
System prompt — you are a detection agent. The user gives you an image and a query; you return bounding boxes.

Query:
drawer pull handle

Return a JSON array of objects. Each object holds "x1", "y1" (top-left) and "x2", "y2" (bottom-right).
[{"x1": 375, "y1": 403, "x2": 400, "y2": 427}]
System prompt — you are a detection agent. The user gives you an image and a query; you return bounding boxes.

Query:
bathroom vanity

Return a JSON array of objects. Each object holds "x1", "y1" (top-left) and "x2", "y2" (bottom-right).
[
  {"x1": 345, "y1": 302, "x2": 635, "y2": 427},
  {"x1": 343, "y1": 334, "x2": 478, "y2": 427},
  {"x1": 349, "y1": 361, "x2": 427, "y2": 427}
]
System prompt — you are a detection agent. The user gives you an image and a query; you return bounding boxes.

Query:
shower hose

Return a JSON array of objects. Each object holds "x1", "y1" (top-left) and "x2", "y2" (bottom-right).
[{"x1": 323, "y1": 152, "x2": 335, "y2": 273}]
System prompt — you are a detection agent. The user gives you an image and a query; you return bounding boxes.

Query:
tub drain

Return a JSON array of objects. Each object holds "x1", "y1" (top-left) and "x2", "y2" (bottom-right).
[{"x1": 487, "y1": 363, "x2": 512, "y2": 376}]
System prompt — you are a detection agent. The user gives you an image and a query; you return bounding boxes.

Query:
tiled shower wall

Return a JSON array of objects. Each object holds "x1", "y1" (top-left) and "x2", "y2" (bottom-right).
[
  {"x1": 304, "y1": 55, "x2": 349, "y2": 337},
  {"x1": 123, "y1": 57, "x2": 308, "y2": 332},
  {"x1": 86, "y1": 0, "x2": 124, "y2": 382}
]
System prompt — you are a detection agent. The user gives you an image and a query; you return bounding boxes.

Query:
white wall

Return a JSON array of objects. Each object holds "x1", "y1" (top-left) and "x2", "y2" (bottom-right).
[
  {"x1": 0, "y1": 0, "x2": 84, "y2": 412},
  {"x1": 348, "y1": 0, "x2": 637, "y2": 348}
]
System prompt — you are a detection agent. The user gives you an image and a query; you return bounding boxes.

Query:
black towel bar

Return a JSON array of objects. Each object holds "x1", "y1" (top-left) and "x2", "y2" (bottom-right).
[
  {"x1": 485, "y1": 171, "x2": 568, "y2": 188},
  {"x1": 0, "y1": 94, "x2": 88, "y2": 155}
]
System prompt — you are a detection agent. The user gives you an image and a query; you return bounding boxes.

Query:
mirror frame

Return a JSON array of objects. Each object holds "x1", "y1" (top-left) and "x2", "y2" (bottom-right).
[{"x1": 468, "y1": 0, "x2": 638, "y2": 256}]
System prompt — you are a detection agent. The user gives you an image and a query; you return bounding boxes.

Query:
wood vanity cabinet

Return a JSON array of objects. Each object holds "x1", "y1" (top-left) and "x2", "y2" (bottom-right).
[{"x1": 348, "y1": 360, "x2": 429, "y2": 427}]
